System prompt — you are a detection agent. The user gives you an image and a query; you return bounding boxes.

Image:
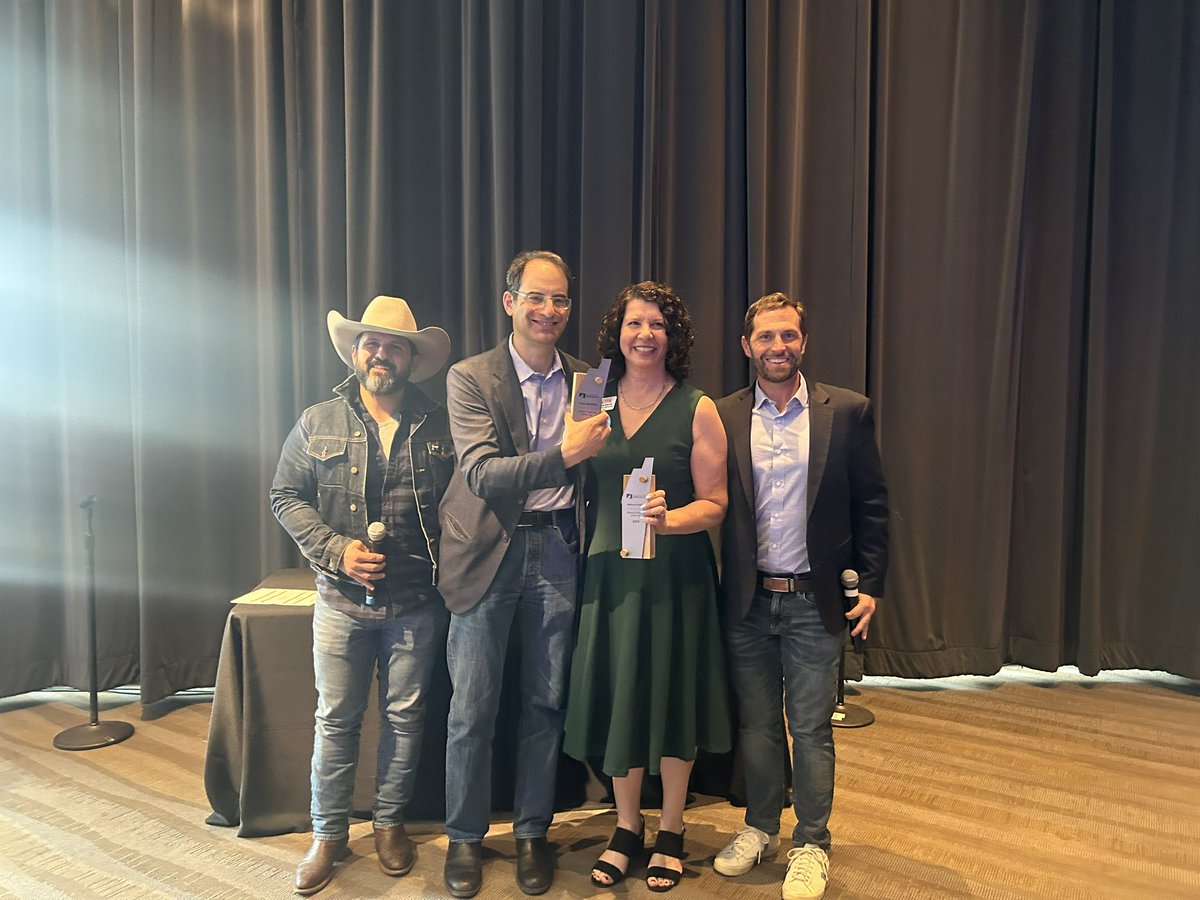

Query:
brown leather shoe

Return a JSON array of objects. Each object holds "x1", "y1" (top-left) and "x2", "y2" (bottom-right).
[
  {"x1": 294, "y1": 837, "x2": 348, "y2": 895},
  {"x1": 375, "y1": 823, "x2": 416, "y2": 876}
]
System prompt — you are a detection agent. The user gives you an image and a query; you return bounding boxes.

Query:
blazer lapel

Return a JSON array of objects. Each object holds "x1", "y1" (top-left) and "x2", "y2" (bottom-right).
[
  {"x1": 807, "y1": 380, "x2": 833, "y2": 519},
  {"x1": 732, "y1": 388, "x2": 755, "y2": 509},
  {"x1": 491, "y1": 343, "x2": 530, "y2": 454}
]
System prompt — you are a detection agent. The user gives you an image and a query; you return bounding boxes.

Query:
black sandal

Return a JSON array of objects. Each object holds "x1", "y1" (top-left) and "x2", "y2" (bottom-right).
[
  {"x1": 646, "y1": 829, "x2": 685, "y2": 892},
  {"x1": 590, "y1": 819, "x2": 645, "y2": 887}
]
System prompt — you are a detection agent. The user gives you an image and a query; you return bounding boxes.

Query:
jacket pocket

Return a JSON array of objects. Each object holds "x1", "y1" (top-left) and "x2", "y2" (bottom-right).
[
  {"x1": 443, "y1": 511, "x2": 471, "y2": 542},
  {"x1": 307, "y1": 436, "x2": 348, "y2": 462},
  {"x1": 425, "y1": 440, "x2": 456, "y2": 494},
  {"x1": 307, "y1": 437, "x2": 349, "y2": 488}
]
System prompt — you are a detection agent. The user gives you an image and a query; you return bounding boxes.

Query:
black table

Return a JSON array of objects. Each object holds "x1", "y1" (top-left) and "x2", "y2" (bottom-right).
[
  {"x1": 203, "y1": 569, "x2": 450, "y2": 836},
  {"x1": 203, "y1": 569, "x2": 592, "y2": 837}
]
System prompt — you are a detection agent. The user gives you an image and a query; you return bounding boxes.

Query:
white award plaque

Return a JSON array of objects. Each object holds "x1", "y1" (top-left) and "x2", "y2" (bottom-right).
[
  {"x1": 571, "y1": 358, "x2": 612, "y2": 420},
  {"x1": 620, "y1": 457, "x2": 656, "y2": 559}
]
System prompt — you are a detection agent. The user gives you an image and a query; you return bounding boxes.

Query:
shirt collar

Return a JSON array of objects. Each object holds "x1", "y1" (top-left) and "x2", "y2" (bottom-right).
[
  {"x1": 508, "y1": 334, "x2": 563, "y2": 383},
  {"x1": 753, "y1": 374, "x2": 808, "y2": 413}
]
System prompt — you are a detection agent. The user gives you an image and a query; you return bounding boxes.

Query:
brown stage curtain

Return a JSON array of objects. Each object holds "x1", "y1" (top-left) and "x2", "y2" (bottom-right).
[
  {"x1": 867, "y1": 0, "x2": 1199, "y2": 678},
  {"x1": 0, "y1": 1, "x2": 1196, "y2": 704}
]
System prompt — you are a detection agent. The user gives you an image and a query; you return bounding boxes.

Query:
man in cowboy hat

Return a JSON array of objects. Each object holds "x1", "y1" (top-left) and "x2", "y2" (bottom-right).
[
  {"x1": 270, "y1": 295, "x2": 455, "y2": 895},
  {"x1": 438, "y1": 250, "x2": 611, "y2": 897}
]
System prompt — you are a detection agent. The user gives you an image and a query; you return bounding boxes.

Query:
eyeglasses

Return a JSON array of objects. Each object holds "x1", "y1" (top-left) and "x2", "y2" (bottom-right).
[{"x1": 514, "y1": 290, "x2": 572, "y2": 310}]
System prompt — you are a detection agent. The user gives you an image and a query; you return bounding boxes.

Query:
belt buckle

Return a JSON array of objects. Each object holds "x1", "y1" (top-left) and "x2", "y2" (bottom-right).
[{"x1": 763, "y1": 575, "x2": 791, "y2": 592}]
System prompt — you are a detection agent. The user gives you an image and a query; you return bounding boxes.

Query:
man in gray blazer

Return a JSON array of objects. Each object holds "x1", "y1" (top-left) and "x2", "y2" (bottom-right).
[
  {"x1": 437, "y1": 250, "x2": 611, "y2": 898},
  {"x1": 713, "y1": 292, "x2": 888, "y2": 900}
]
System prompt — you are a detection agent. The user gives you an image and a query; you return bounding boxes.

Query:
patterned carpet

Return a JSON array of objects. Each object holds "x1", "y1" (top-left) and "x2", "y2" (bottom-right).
[{"x1": 0, "y1": 667, "x2": 1197, "y2": 899}]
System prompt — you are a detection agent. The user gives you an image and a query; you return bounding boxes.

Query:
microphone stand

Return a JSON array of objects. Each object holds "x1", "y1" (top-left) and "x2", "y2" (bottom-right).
[
  {"x1": 53, "y1": 497, "x2": 135, "y2": 751},
  {"x1": 831, "y1": 633, "x2": 875, "y2": 729}
]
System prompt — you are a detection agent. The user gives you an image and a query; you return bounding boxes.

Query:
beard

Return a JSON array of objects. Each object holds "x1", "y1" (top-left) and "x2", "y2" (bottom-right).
[
  {"x1": 355, "y1": 358, "x2": 410, "y2": 395},
  {"x1": 752, "y1": 351, "x2": 802, "y2": 384}
]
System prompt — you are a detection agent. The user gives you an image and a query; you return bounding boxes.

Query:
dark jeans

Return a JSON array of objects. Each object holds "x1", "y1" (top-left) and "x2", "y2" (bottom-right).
[
  {"x1": 726, "y1": 587, "x2": 841, "y2": 848},
  {"x1": 443, "y1": 521, "x2": 578, "y2": 843}
]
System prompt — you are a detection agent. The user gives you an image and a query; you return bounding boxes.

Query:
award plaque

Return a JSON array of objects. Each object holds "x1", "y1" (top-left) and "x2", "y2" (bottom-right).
[
  {"x1": 620, "y1": 457, "x2": 656, "y2": 559},
  {"x1": 571, "y1": 358, "x2": 612, "y2": 420}
]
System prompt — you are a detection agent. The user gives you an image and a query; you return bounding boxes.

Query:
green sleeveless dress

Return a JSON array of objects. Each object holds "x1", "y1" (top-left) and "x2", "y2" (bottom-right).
[{"x1": 563, "y1": 382, "x2": 732, "y2": 776}]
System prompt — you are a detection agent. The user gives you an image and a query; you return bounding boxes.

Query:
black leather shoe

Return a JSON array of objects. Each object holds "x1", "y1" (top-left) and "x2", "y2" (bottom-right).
[
  {"x1": 294, "y1": 837, "x2": 348, "y2": 895},
  {"x1": 444, "y1": 841, "x2": 484, "y2": 898},
  {"x1": 515, "y1": 836, "x2": 555, "y2": 896}
]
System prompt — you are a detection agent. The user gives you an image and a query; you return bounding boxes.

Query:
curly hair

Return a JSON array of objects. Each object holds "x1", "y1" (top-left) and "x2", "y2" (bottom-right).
[{"x1": 596, "y1": 281, "x2": 695, "y2": 382}]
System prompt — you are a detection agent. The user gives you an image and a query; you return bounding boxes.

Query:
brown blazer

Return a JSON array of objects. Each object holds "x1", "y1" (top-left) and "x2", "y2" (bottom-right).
[
  {"x1": 715, "y1": 380, "x2": 889, "y2": 636},
  {"x1": 437, "y1": 340, "x2": 588, "y2": 614}
]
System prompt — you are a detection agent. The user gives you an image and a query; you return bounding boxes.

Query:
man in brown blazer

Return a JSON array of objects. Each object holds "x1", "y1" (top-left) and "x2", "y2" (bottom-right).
[
  {"x1": 436, "y1": 250, "x2": 610, "y2": 898},
  {"x1": 713, "y1": 292, "x2": 888, "y2": 900}
]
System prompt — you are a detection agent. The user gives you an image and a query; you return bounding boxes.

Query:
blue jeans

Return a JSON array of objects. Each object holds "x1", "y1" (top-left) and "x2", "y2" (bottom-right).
[
  {"x1": 310, "y1": 597, "x2": 448, "y2": 840},
  {"x1": 726, "y1": 588, "x2": 842, "y2": 849},
  {"x1": 444, "y1": 521, "x2": 578, "y2": 843}
]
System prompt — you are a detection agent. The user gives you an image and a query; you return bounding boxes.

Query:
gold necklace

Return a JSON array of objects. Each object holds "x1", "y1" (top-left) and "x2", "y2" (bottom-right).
[{"x1": 619, "y1": 378, "x2": 670, "y2": 410}]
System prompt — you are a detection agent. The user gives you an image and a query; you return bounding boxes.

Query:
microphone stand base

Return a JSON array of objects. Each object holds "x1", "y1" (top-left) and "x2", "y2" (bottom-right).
[
  {"x1": 53, "y1": 720, "x2": 135, "y2": 751},
  {"x1": 831, "y1": 702, "x2": 875, "y2": 728}
]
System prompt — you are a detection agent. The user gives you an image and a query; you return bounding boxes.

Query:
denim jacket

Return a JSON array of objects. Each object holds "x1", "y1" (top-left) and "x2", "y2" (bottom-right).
[{"x1": 270, "y1": 375, "x2": 455, "y2": 589}]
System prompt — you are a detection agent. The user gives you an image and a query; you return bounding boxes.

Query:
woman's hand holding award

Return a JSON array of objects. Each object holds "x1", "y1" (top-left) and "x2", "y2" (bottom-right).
[{"x1": 620, "y1": 457, "x2": 655, "y2": 559}]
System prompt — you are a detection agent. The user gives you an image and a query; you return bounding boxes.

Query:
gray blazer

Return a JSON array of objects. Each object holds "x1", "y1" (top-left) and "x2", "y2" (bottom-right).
[
  {"x1": 437, "y1": 340, "x2": 589, "y2": 614},
  {"x1": 716, "y1": 380, "x2": 889, "y2": 636}
]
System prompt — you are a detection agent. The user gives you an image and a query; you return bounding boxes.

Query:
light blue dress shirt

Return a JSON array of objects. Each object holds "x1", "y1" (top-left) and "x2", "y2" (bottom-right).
[
  {"x1": 508, "y1": 336, "x2": 574, "y2": 511},
  {"x1": 751, "y1": 375, "x2": 810, "y2": 574}
]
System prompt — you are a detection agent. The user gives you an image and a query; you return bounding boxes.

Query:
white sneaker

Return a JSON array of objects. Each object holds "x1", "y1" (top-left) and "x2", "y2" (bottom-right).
[
  {"x1": 781, "y1": 844, "x2": 829, "y2": 899},
  {"x1": 713, "y1": 826, "x2": 780, "y2": 876}
]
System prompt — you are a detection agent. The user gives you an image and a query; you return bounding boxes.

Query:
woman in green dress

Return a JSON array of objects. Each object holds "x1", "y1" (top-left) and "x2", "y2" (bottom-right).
[{"x1": 563, "y1": 282, "x2": 731, "y2": 892}]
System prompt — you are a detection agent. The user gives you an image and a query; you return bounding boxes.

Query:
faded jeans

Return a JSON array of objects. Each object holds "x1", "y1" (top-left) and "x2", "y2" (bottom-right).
[{"x1": 310, "y1": 597, "x2": 447, "y2": 840}]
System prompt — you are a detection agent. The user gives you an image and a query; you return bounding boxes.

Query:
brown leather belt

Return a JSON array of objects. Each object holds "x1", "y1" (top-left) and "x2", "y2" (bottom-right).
[
  {"x1": 517, "y1": 508, "x2": 574, "y2": 528},
  {"x1": 758, "y1": 571, "x2": 815, "y2": 593}
]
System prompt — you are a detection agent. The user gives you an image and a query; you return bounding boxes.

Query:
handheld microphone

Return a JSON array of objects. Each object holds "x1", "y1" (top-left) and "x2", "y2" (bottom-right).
[
  {"x1": 834, "y1": 567, "x2": 876, "y2": 727},
  {"x1": 841, "y1": 569, "x2": 865, "y2": 653},
  {"x1": 364, "y1": 521, "x2": 387, "y2": 606}
]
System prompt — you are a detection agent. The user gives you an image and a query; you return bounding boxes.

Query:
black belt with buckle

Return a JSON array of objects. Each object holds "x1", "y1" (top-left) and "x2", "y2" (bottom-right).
[
  {"x1": 758, "y1": 570, "x2": 815, "y2": 593},
  {"x1": 517, "y1": 508, "x2": 574, "y2": 528}
]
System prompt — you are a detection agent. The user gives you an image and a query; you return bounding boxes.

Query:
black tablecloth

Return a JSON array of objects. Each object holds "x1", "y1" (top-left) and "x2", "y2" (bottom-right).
[
  {"x1": 203, "y1": 569, "x2": 451, "y2": 836},
  {"x1": 202, "y1": 569, "x2": 597, "y2": 837}
]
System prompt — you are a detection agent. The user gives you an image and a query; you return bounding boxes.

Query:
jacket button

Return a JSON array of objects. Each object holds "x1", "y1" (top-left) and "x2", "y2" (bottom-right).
[
  {"x1": 351, "y1": 466, "x2": 359, "y2": 474},
  {"x1": 350, "y1": 503, "x2": 358, "y2": 512},
  {"x1": 354, "y1": 431, "x2": 362, "y2": 437}
]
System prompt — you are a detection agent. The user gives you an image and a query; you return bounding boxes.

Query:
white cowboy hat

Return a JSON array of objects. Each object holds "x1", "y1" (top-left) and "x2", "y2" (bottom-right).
[{"x1": 327, "y1": 296, "x2": 451, "y2": 383}]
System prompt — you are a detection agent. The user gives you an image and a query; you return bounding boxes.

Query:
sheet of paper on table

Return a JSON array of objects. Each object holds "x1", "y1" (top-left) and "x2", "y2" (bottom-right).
[{"x1": 231, "y1": 588, "x2": 317, "y2": 606}]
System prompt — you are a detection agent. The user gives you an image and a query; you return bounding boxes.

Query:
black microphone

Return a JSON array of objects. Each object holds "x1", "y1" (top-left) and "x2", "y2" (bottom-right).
[
  {"x1": 364, "y1": 521, "x2": 387, "y2": 606},
  {"x1": 834, "y1": 567, "x2": 876, "y2": 727},
  {"x1": 841, "y1": 569, "x2": 865, "y2": 653}
]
